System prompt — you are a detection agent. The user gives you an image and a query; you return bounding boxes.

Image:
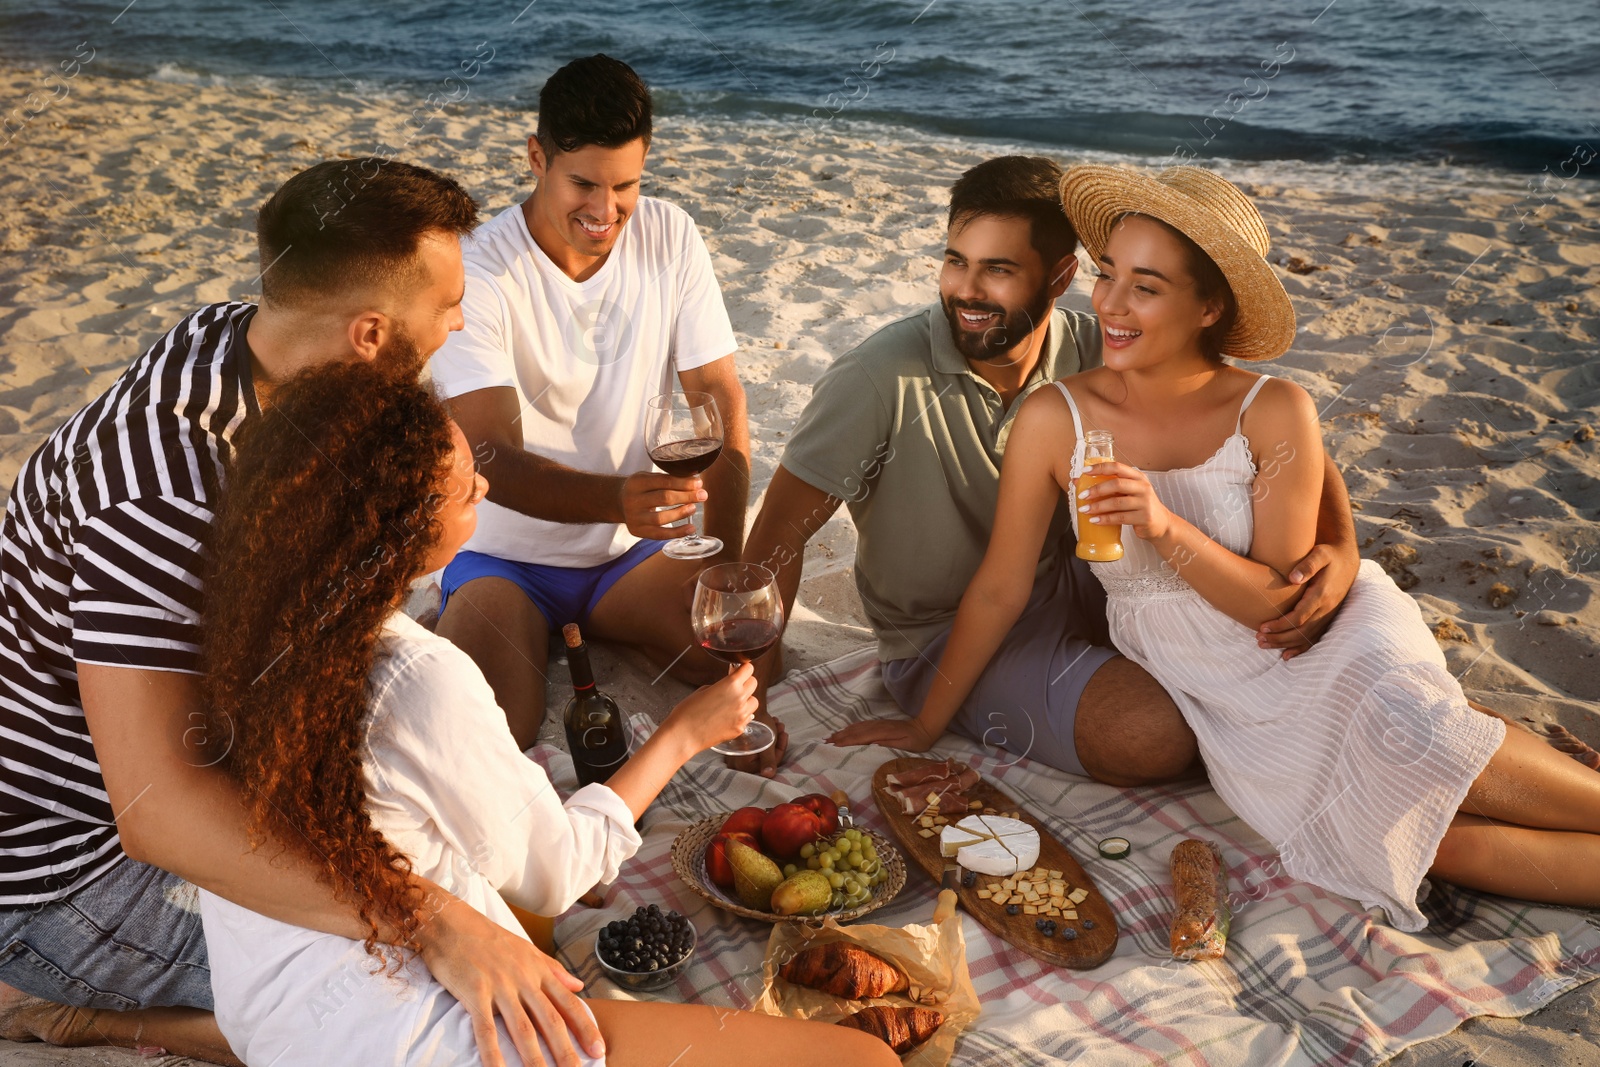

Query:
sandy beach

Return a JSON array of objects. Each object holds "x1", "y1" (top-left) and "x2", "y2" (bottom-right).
[{"x1": 1, "y1": 65, "x2": 1597, "y2": 1066}]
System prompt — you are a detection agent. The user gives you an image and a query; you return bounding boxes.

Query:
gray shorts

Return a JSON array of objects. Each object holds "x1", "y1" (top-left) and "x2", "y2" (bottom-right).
[
  {"x1": 882, "y1": 553, "x2": 1117, "y2": 777},
  {"x1": 0, "y1": 856, "x2": 212, "y2": 1011}
]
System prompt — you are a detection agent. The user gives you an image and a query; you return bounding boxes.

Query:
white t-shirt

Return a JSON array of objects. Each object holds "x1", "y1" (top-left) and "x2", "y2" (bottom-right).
[
  {"x1": 431, "y1": 196, "x2": 738, "y2": 568},
  {"x1": 199, "y1": 612, "x2": 638, "y2": 1065}
]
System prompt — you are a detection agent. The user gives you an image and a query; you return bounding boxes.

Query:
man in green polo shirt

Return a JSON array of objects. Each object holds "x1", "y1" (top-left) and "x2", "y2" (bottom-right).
[{"x1": 735, "y1": 155, "x2": 1360, "y2": 781}]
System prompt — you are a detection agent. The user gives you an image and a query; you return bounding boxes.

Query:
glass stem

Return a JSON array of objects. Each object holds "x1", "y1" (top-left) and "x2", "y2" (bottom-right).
[{"x1": 683, "y1": 500, "x2": 703, "y2": 545}]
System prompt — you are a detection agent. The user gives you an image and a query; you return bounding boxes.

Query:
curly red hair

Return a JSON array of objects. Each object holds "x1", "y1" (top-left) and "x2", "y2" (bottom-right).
[{"x1": 203, "y1": 361, "x2": 456, "y2": 961}]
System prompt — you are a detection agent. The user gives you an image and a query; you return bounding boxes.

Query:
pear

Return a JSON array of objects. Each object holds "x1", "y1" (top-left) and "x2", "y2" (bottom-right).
[
  {"x1": 770, "y1": 870, "x2": 834, "y2": 916},
  {"x1": 728, "y1": 839, "x2": 784, "y2": 911}
]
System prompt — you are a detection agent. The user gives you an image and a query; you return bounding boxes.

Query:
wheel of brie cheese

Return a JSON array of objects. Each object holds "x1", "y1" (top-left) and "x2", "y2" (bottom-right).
[{"x1": 938, "y1": 814, "x2": 1041, "y2": 876}]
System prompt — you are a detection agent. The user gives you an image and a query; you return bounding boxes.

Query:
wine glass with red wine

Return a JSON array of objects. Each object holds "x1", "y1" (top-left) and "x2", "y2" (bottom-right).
[
  {"x1": 691, "y1": 562, "x2": 783, "y2": 756},
  {"x1": 645, "y1": 391, "x2": 724, "y2": 560}
]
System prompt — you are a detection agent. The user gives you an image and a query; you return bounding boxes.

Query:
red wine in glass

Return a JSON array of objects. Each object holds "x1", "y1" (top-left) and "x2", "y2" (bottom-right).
[
  {"x1": 648, "y1": 437, "x2": 723, "y2": 478},
  {"x1": 692, "y1": 562, "x2": 784, "y2": 756},
  {"x1": 698, "y1": 617, "x2": 782, "y2": 665},
  {"x1": 645, "y1": 392, "x2": 724, "y2": 560}
]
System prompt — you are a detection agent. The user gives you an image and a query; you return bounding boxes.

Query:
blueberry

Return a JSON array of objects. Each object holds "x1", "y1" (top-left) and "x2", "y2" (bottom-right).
[
  {"x1": 960, "y1": 869, "x2": 976, "y2": 888},
  {"x1": 1005, "y1": 904, "x2": 1021, "y2": 916},
  {"x1": 1082, "y1": 919, "x2": 1096, "y2": 930},
  {"x1": 1041, "y1": 926, "x2": 1056, "y2": 938},
  {"x1": 1061, "y1": 928, "x2": 1078, "y2": 940}
]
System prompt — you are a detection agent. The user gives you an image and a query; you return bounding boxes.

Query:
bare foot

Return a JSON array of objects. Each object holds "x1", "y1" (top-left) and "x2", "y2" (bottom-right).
[
  {"x1": 0, "y1": 981, "x2": 88, "y2": 1045},
  {"x1": 1524, "y1": 719, "x2": 1600, "y2": 771},
  {"x1": 0, "y1": 981, "x2": 227, "y2": 1061}
]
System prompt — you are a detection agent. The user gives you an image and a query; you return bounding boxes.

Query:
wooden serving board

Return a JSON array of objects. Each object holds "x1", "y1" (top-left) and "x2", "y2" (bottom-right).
[{"x1": 871, "y1": 757, "x2": 1118, "y2": 969}]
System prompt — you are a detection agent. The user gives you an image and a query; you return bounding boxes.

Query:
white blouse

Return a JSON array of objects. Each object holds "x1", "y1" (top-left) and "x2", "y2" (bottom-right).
[{"x1": 199, "y1": 611, "x2": 638, "y2": 1066}]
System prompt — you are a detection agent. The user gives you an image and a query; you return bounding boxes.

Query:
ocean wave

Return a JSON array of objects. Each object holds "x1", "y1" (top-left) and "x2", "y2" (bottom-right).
[{"x1": 149, "y1": 62, "x2": 227, "y2": 87}]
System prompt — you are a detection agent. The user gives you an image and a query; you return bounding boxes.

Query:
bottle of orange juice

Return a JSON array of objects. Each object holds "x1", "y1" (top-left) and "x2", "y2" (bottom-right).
[{"x1": 1075, "y1": 430, "x2": 1124, "y2": 562}]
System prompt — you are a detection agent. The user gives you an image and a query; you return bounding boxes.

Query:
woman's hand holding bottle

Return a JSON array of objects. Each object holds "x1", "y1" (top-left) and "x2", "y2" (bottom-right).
[{"x1": 1076, "y1": 460, "x2": 1176, "y2": 543}]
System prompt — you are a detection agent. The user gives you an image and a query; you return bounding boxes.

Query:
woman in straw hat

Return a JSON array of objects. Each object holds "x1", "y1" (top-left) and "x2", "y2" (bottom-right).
[{"x1": 905, "y1": 164, "x2": 1600, "y2": 930}]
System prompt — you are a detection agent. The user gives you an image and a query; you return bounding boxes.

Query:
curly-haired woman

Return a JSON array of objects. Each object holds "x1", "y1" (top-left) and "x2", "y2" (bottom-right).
[{"x1": 196, "y1": 363, "x2": 897, "y2": 1067}]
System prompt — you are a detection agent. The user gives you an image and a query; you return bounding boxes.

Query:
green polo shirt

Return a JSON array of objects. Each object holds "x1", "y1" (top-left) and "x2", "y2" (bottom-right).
[{"x1": 781, "y1": 303, "x2": 1103, "y2": 661}]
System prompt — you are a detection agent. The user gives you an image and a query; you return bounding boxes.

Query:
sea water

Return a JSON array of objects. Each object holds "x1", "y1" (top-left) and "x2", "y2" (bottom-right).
[{"x1": 1, "y1": 0, "x2": 1593, "y2": 172}]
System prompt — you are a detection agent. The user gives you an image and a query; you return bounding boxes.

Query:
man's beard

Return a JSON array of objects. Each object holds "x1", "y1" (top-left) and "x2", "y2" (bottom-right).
[
  {"x1": 942, "y1": 288, "x2": 1054, "y2": 366},
  {"x1": 376, "y1": 321, "x2": 428, "y2": 380}
]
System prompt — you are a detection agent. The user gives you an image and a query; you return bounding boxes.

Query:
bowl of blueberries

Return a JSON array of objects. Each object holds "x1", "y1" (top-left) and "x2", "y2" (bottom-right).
[{"x1": 593, "y1": 904, "x2": 696, "y2": 992}]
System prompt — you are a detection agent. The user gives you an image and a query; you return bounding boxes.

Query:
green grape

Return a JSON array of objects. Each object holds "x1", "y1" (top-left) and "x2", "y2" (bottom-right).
[
  {"x1": 830, "y1": 891, "x2": 846, "y2": 909},
  {"x1": 827, "y1": 871, "x2": 845, "y2": 888},
  {"x1": 799, "y1": 843, "x2": 815, "y2": 859},
  {"x1": 806, "y1": 856, "x2": 819, "y2": 870},
  {"x1": 858, "y1": 858, "x2": 879, "y2": 876},
  {"x1": 818, "y1": 853, "x2": 834, "y2": 870},
  {"x1": 783, "y1": 863, "x2": 798, "y2": 878}
]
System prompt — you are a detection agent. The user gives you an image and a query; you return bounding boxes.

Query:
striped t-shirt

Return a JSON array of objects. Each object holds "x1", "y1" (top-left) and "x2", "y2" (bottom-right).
[{"x1": 0, "y1": 302, "x2": 258, "y2": 906}]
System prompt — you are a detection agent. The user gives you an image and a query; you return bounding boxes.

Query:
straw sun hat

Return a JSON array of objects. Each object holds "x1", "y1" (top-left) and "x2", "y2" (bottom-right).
[{"x1": 1059, "y1": 165, "x2": 1296, "y2": 361}]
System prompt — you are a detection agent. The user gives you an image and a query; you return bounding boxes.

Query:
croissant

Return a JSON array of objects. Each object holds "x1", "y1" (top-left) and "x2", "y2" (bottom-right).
[
  {"x1": 778, "y1": 942, "x2": 909, "y2": 998},
  {"x1": 836, "y1": 1006, "x2": 943, "y2": 1054}
]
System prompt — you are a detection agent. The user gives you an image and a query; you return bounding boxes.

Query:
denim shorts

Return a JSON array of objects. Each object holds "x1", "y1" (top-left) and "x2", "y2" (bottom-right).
[
  {"x1": 881, "y1": 552, "x2": 1116, "y2": 778},
  {"x1": 0, "y1": 856, "x2": 212, "y2": 1011}
]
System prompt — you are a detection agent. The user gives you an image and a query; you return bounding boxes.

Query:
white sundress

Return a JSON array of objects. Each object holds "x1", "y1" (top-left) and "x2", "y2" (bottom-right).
[{"x1": 1054, "y1": 376, "x2": 1504, "y2": 931}]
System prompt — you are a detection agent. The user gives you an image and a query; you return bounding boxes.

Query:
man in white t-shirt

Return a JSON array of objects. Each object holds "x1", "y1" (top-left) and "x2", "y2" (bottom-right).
[{"x1": 433, "y1": 55, "x2": 784, "y2": 767}]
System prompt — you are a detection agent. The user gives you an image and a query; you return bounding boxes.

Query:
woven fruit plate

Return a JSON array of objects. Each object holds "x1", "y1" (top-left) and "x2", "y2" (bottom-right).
[{"x1": 670, "y1": 816, "x2": 907, "y2": 924}]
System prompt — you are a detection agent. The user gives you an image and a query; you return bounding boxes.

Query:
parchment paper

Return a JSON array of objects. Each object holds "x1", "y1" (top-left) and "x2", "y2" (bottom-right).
[{"x1": 753, "y1": 911, "x2": 979, "y2": 1067}]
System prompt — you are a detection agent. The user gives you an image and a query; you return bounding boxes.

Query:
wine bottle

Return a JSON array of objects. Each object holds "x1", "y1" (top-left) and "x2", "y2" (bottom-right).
[{"x1": 561, "y1": 623, "x2": 629, "y2": 789}]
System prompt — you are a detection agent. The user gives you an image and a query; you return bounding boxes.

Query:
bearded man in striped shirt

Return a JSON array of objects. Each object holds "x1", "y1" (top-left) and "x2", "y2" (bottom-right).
[{"x1": 0, "y1": 159, "x2": 606, "y2": 1067}]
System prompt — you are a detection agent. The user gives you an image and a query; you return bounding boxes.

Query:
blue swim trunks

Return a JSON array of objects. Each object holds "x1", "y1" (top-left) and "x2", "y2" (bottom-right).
[{"x1": 439, "y1": 540, "x2": 665, "y2": 629}]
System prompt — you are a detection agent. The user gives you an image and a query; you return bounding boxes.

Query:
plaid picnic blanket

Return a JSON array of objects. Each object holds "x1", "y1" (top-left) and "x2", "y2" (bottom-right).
[{"x1": 535, "y1": 648, "x2": 1600, "y2": 1067}]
